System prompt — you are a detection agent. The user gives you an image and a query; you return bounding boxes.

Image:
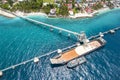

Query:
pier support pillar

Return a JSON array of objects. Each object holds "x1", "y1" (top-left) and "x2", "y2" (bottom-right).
[
  {"x1": 99, "y1": 32, "x2": 104, "y2": 37},
  {"x1": 57, "y1": 49, "x2": 62, "y2": 54},
  {"x1": 0, "y1": 71, "x2": 3, "y2": 77},
  {"x1": 68, "y1": 33, "x2": 71, "y2": 38},
  {"x1": 34, "y1": 57, "x2": 39, "y2": 63},
  {"x1": 76, "y1": 42, "x2": 80, "y2": 46},
  {"x1": 59, "y1": 30, "x2": 62, "y2": 34},
  {"x1": 12, "y1": 66, "x2": 15, "y2": 69},
  {"x1": 50, "y1": 28, "x2": 53, "y2": 31}
]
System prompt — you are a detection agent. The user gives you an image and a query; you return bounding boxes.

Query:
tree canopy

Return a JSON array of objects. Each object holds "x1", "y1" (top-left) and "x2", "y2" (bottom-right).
[
  {"x1": 11, "y1": 0, "x2": 43, "y2": 12},
  {"x1": 59, "y1": 4, "x2": 69, "y2": 16}
]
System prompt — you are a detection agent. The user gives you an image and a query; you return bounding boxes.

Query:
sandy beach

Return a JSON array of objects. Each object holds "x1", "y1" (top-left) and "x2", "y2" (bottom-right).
[
  {"x1": 0, "y1": 9, "x2": 15, "y2": 18},
  {"x1": 94, "y1": 7, "x2": 120, "y2": 15},
  {"x1": 95, "y1": 7, "x2": 111, "y2": 14},
  {"x1": 25, "y1": 12, "x2": 47, "y2": 17},
  {"x1": 0, "y1": 9, "x2": 47, "y2": 18},
  {"x1": 69, "y1": 7, "x2": 111, "y2": 18},
  {"x1": 14, "y1": 11, "x2": 47, "y2": 17},
  {"x1": 69, "y1": 13, "x2": 93, "y2": 18}
]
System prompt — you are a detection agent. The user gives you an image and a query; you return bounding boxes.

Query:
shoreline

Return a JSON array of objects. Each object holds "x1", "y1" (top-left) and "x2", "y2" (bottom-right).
[
  {"x1": 15, "y1": 11, "x2": 47, "y2": 17},
  {"x1": 97, "y1": 7, "x2": 120, "y2": 15},
  {"x1": 69, "y1": 7, "x2": 112, "y2": 19},
  {"x1": 0, "y1": 9, "x2": 16, "y2": 18},
  {"x1": 0, "y1": 7, "x2": 120, "y2": 19},
  {"x1": 24, "y1": 7, "x2": 120, "y2": 19}
]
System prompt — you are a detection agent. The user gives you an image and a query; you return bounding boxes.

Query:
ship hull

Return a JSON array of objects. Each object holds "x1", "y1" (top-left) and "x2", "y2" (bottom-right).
[{"x1": 50, "y1": 37, "x2": 106, "y2": 65}]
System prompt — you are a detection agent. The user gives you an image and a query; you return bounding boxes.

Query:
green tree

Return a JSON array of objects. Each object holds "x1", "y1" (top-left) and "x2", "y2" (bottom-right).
[
  {"x1": 56, "y1": 8, "x2": 59, "y2": 15},
  {"x1": 7, "y1": 0, "x2": 13, "y2": 7},
  {"x1": 72, "y1": 0, "x2": 75, "y2": 8},
  {"x1": 11, "y1": 0, "x2": 43, "y2": 12},
  {"x1": 0, "y1": 3, "x2": 10, "y2": 10},
  {"x1": 66, "y1": 0, "x2": 68, "y2": 4},
  {"x1": 92, "y1": 2, "x2": 103, "y2": 10},
  {"x1": 43, "y1": 5, "x2": 50, "y2": 14},
  {"x1": 36, "y1": 0, "x2": 43, "y2": 8},
  {"x1": 59, "y1": 4, "x2": 69, "y2": 16}
]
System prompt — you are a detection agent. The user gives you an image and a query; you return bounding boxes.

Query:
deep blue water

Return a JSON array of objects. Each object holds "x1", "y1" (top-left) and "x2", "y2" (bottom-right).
[{"x1": 0, "y1": 9, "x2": 120, "y2": 80}]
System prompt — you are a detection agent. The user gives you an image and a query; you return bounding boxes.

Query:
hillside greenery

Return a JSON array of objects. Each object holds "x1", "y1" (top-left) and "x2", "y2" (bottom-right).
[
  {"x1": 0, "y1": 0, "x2": 115, "y2": 17},
  {"x1": 92, "y1": 2, "x2": 103, "y2": 10}
]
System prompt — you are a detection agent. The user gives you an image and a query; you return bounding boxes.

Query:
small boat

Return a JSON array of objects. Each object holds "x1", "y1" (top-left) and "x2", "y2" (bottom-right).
[
  {"x1": 67, "y1": 56, "x2": 86, "y2": 68},
  {"x1": 50, "y1": 37, "x2": 106, "y2": 65}
]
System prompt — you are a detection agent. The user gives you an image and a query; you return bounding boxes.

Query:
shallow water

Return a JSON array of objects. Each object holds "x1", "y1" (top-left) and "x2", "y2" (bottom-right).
[{"x1": 0, "y1": 9, "x2": 120, "y2": 80}]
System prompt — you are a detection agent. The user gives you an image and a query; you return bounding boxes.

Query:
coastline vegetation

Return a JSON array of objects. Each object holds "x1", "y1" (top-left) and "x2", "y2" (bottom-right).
[
  {"x1": 0, "y1": 0, "x2": 116, "y2": 17},
  {"x1": 12, "y1": 0, "x2": 43, "y2": 12},
  {"x1": 0, "y1": 2, "x2": 10, "y2": 10},
  {"x1": 0, "y1": 0, "x2": 69, "y2": 16},
  {"x1": 59, "y1": 4, "x2": 69, "y2": 16},
  {"x1": 92, "y1": 2, "x2": 103, "y2": 10},
  {"x1": 43, "y1": 0, "x2": 54, "y2": 3}
]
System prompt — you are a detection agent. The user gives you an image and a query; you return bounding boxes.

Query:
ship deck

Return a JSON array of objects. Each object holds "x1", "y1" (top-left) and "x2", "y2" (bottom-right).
[
  {"x1": 57, "y1": 41, "x2": 101, "y2": 62},
  {"x1": 58, "y1": 49, "x2": 79, "y2": 61}
]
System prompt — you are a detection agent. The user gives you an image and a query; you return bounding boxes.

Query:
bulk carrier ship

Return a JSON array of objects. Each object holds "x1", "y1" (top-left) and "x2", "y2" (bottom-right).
[{"x1": 50, "y1": 32, "x2": 106, "y2": 65}]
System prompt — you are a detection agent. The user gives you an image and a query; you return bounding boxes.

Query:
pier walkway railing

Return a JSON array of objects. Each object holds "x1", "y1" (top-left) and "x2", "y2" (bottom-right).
[
  {"x1": 0, "y1": 44, "x2": 77, "y2": 72},
  {"x1": 12, "y1": 13, "x2": 120, "y2": 40},
  {"x1": 19, "y1": 16, "x2": 80, "y2": 36},
  {"x1": 88, "y1": 27, "x2": 120, "y2": 39}
]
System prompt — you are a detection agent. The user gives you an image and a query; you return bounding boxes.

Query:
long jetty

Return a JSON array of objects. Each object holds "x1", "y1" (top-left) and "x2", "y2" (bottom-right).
[
  {"x1": 0, "y1": 44, "x2": 77, "y2": 72},
  {"x1": 88, "y1": 27, "x2": 120, "y2": 39},
  {"x1": 19, "y1": 16, "x2": 80, "y2": 36}
]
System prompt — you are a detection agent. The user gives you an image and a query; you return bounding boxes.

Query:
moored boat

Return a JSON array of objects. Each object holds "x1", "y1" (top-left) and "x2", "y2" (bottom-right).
[
  {"x1": 67, "y1": 56, "x2": 86, "y2": 68},
  {"x1": 50, "y1": 32, "x2": 106, "y2": 65}
]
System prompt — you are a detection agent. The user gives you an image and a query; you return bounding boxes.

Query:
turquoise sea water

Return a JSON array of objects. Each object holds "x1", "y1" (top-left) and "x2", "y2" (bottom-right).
[{"x1": 0, "y1": 9, "x2": 120, "y2": 80}]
